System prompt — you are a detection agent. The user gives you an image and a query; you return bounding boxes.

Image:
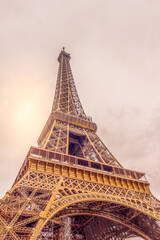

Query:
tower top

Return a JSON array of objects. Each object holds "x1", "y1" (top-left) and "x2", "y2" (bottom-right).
[
  {"x1": 53, "y1": 48, "x2": 87, "y2": 119},
  {"x1": 58, "y1": 47, "x2": 71, "y2": 63}
]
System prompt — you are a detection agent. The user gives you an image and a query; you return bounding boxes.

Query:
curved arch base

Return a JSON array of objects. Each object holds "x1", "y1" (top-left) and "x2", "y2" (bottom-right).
[{"x1": 32, "y1": 196, "x2": 160, "y2": 240}]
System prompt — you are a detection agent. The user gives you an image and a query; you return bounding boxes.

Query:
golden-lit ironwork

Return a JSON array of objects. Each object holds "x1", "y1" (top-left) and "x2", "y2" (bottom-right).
[{"x1": 0, "y1": 48, "x2": 160, "y2": 239}]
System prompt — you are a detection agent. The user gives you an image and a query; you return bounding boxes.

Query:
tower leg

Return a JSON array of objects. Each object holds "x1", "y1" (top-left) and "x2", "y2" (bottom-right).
[{"x1": 60, "y1": 217, "x2": 72, "y2": 240}]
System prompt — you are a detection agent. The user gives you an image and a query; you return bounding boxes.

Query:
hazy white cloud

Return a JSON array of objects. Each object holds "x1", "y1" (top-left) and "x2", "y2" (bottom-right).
[{"x1": 0, "y1": 1, "x2": 160, "y2": 238}]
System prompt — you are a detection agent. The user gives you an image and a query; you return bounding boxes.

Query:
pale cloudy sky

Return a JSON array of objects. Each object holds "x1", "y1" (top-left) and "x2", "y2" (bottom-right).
[{"x1": 0, "y1": 1, "x2": 160, "y2": 238}]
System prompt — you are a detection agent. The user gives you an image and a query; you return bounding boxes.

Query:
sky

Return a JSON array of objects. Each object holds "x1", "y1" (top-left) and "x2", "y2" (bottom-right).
[{"x1": 0, "y1": 1, "x2": 160, "y2": 238}]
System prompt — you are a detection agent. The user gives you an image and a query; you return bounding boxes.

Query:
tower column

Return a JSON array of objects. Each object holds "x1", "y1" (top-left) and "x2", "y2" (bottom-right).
[{"x1": 60, "y1": 217, "x2": 72, "y2": 240}]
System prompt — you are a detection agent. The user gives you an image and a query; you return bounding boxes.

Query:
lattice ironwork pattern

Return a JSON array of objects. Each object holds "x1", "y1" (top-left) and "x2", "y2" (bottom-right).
[{"x1": 0, "y1": 48, "x2": 160, "y2": 239}]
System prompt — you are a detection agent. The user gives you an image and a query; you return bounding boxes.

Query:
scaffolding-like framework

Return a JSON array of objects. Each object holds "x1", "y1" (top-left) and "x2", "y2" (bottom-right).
[{"x1": 0, "y1": 49, "x2": 160, "y2": 239}]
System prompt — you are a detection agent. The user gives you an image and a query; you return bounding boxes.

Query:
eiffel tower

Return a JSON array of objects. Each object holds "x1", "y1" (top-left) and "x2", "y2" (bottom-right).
[{"x1": 0, "y1": 48, "x2": 160, "y2": 240}]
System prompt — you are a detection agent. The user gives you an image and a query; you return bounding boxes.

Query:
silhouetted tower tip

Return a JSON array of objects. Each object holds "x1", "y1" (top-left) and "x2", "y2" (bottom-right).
[{"x1": 58, "y1": 47, "x2": 71, "y2": 62}]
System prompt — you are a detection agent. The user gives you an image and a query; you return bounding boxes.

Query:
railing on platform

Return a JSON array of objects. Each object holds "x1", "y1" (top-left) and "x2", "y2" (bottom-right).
[{"x1": 28, "y1": 147, "x2": 146, "y2": 182}]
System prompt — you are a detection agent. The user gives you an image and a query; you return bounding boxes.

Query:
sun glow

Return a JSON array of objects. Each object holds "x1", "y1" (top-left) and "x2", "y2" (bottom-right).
[
  {"x1": 15, "y1": 99, "x2": 36, "y2": 135},
  {"x1": 18, "y1": 101, "x2": 32, "y2": 119},
  {"x1": 13, "y1": 98, "x2": 39, "y2": 142},
  {"x1": 13, "y1": 94, "x2": 44, "y2": 138}
]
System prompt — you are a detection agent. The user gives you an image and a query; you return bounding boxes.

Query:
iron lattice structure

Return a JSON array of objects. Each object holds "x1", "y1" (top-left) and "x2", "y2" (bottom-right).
[{"x1": 0, "y1": 49, "x2": 160, "y2": 240}]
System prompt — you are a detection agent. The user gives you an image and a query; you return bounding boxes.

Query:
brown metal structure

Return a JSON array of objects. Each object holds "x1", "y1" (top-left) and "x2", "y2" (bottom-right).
[{"x1": 0, "y1": 48, "x2": 160, "y2": 240}]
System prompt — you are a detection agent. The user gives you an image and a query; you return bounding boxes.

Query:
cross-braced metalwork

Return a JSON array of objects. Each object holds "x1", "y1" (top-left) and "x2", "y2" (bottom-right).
[{"x1": 0, "y1": 48, "x2": 160, "y2": 239}]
